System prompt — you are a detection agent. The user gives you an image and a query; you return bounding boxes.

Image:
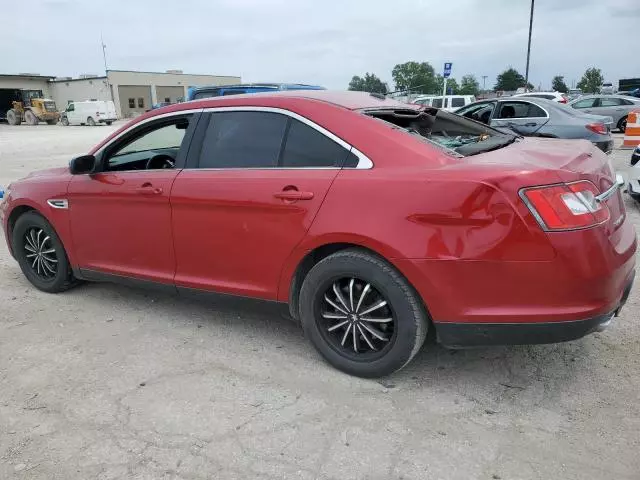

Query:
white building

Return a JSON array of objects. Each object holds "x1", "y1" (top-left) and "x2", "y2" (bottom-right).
[{"x1": 1, "y1": 70, "x2": 241, "y2": 119}]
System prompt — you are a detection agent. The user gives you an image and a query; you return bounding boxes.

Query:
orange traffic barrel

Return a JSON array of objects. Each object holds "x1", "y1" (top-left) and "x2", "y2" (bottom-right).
[{"x1": 622, "y1": 110, "x2": 640, "y2": 149}]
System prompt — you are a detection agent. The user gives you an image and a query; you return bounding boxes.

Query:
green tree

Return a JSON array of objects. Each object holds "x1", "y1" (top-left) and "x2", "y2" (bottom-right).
[
  {"x1": 494, "y1": 67, "x2": 532, "y2": 91},
  {"x1": 577, "y1": 67, "x2": 604, "y2": 94},
  {"x1": 435, "y1": 75, "x2": 459, "y2": 95},
  {"x1": 348, "y1": 73, "x2": 389, "y2": 94},
  {"x1": 391, "y1": 61, "x2": 437, "y2": 94},
  {"x1": 459, "y1": 74, "x2": 480, "y2": 95},
  {"x1": 551, "y1": 75, "x2": 568, "y2": 93}
]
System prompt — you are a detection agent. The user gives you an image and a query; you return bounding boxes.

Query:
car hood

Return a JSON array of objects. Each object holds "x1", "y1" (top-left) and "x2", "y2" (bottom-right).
[{"x1": 24, "y1": 167, "x2": 69, "y2": 179}]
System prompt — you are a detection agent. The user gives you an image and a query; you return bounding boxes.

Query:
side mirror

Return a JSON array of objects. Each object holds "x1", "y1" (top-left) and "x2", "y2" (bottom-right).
[{"x1": 69, "y1": 155, "x2": 96, "y2": 174}]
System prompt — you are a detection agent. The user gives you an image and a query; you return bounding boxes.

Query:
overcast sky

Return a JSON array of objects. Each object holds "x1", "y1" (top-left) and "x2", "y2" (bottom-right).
[{"x1": 2, "y1": 0, "x2": 639, "y2": 90}]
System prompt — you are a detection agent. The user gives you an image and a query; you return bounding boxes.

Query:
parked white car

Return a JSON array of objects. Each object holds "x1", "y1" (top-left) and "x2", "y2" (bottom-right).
[
  {"x1": 412, "y1": 95, "x2": 476, "y2": 112},
  {"x1": 513, "y1": 91, "x2": 569, "y2": 104},
  {"x1": 61, "y1": 100, "x2": 117, "y2": 126},
  {"x1": 600, "y1": 83, "x2": 615, "y2": 95}
]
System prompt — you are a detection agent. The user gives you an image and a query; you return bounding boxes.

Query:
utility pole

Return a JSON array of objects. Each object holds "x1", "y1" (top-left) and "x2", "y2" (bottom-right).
[
  {"x1": 524, "y1": 0, "x2": 535, "y2": 90},
  {"x1": 101, "y1": 34, "x2": 116, "y2": 105},
  {"x1": 482, "y1": 75, "x2": 488, "y2": 92}
]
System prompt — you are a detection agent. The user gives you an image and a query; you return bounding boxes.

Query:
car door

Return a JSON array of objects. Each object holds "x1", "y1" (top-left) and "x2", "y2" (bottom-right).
[
  {"x1": 67, "y1": 112, "x2": 199, "y2": 284},
  {"x1": 170, "y1": 109, "x2": 355, "y2": 300},
  {"x1": 66, "y1": 103, "x2": 78, "y2": 124},
  {"x1": 490, "y1": 100, "x2": 549, "y2": 135},
  {"x1": 592, "y1": 97, "x2": 628, "y2": 123}
]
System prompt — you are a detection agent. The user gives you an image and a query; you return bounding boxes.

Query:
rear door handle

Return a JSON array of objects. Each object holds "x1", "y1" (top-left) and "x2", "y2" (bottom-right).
[
  {"x1": 274, "y1": 191, "x2": 314, "y2": 201},
  {"x1": 524, "y1": 122, "x2": 537, "y2": 127}
]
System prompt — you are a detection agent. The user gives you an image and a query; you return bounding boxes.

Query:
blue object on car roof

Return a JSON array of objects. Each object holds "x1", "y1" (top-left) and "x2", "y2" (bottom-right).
[
  {"x1": 187, "y1": 83, "x2": 325, "y2": 101},
  {"x1": 0, "y1": 188, "x2": 4, "y2": 200}
]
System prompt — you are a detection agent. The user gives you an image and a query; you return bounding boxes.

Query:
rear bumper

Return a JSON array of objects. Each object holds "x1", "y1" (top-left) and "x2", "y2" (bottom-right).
[
  {"x1": 594, "y1": 140, "x2": 614, "y2": 154},
  {"x1": 437, "y1": 274, "x2": 633, "y2": 347}
]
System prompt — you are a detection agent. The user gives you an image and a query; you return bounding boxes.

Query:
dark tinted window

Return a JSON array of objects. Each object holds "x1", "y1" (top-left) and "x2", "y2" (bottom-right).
[
  {"x1": 281, "y1": 119, "x2": 349, "y2": 167},
  {"x1": 451, "y1": 97, "x2": 465, "y2": 107},
  {"x1": 432, "y1": 98, "x2": 443, "y2": 108},
  {"x1": 572, "y1": 98, "x2": 596, "y2": 109},
  {"x1": 199, "y1": 112, "x2": 288, "y2": 168},
  {"x1": 497, "y1": 101, "x2": 546, "y2": 118}
]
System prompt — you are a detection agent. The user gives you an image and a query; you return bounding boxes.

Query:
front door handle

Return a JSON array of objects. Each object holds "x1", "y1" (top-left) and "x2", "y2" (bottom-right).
[
  {"x1": 524, "y1": 122, "x2": 537, "y2": 127},
  {"x1": 274, "y1": 191, "x2": 314, "y2": 201},
  {"x1": 136, "y1": 183, "x2": 163, "y2": 195}
]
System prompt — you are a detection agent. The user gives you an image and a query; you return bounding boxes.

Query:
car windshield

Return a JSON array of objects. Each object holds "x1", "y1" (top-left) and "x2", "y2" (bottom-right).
[{"x1": 362, "y1": 107, "x2": 517, "y2": 157}]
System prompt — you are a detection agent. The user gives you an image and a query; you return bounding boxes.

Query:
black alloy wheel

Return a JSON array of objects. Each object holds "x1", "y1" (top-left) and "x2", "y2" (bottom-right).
[
  {"x1": 299, "y1": 249, "x2": 428, "y2": 378},
  {"x1": 12, "y1": 211, "x2": 77, "y2": 293}
]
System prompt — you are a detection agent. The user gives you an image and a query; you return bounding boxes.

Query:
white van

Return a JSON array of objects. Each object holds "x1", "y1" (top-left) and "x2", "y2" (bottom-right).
[
  {"x1": 412, "y1": 95, "x2": 476, "y2": 112},
  {"x1": 61, "y1": 100, "x2": 117, "y2": 126}
]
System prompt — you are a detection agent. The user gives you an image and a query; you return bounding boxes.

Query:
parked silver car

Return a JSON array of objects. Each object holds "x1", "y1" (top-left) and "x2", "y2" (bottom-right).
[
  {"x1": 568, "y1": 95, "x2": 640, "y2": 132},
  {"x1": 454, "y1": 97, "x2": 614, "y2": 153}
]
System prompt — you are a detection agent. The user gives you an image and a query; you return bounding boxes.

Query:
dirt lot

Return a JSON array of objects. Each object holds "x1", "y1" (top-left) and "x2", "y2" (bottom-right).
[{"x1": 1, "y1": 124, "x2": 639, "y2": 480}]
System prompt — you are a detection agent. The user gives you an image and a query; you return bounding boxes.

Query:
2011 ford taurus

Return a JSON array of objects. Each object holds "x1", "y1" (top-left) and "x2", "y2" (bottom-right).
[{"x1": 0, "y1": 91, "x2": 635, "y2": 378}]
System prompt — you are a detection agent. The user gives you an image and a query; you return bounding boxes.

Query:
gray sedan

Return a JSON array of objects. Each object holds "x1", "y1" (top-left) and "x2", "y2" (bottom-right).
[
  {"x1": 454, "y1": 97, "x2": 614, "y2": 153},
  {"x1": 568, "y1": 94, "x2": 640, "y2": 132}
]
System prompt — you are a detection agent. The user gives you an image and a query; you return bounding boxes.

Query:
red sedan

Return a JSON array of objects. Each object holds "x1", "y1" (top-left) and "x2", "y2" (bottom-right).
[{"x1": 0, "y1": 91, "x2": 635, "y2": 377}]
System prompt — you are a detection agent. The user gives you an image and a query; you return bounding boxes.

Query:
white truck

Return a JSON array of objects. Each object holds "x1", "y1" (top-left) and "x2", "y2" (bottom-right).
[{"x1": 61, "y1": 100, "x2": 117, "y2": 126}]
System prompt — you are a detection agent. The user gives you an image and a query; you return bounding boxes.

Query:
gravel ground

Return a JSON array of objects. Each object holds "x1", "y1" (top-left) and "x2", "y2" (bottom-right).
[{"x1": 0, "y1": 124, "x2": 639, "y2": 480}]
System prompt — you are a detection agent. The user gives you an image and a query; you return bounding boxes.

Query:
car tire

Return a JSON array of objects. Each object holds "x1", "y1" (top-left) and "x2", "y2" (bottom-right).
[
  {"x1": 11, "y1": 211, "x2": 77, "y2": 293},
  {"x1": 618, "y1": 116, "x2": 627, "y2": 133},
  {"x1": 24, "y1": 109, "x2": 38, "y2": 125},
  {"x1": 61, "y1": 116, "x2": 69, "y2": 126},
  {"x1": 299, "y1": 248, "x2": 428, "y2": 378},
  {"x1": 105, "y1": 121, "x2": 112, "y2": 126},
  {"x1": 87, "y1": 116, "x2": 96, "y2": 126},
  {"x1": 6, "y1": 109, "x2": 21, "y2": 125}
]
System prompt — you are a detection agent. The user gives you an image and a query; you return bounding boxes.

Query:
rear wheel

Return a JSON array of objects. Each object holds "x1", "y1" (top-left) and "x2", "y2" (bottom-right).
[
  {"x1": 87, "y1": 116, "x2": 96, "y2": 126},
  {"x1": 11, "y1": 211, "x2": 77, "y2": 293},
  {"x1": 299, "y1": 249, "x2": 428, "y2": 378},
  {"x1": 618, "y1": 116, "x2": 628, "y2": 133},
  {"x1": 24, "y1": 109, "x2": 38, "y2": 125},
  {"x1": 6, "y1": 109, "x2": 20, "y2": 125}
]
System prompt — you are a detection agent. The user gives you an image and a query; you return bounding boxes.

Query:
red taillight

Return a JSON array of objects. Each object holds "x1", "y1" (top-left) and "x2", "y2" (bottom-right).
[
  {"x1": 586, "y1": 123, "x2": 607, "y2": 135},
  {"x1": 521, "y1": 181, "x2": 609, "y2": 231},
  {"x1": 559, "y1": 97, "x2": 567, "y2": 103}
]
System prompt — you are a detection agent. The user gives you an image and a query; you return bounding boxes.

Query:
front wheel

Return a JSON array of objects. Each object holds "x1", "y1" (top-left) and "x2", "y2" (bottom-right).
[
  {"x1": 105, "y1": 121, "x2": 112, "y2": 126},
  {"x1": 24, "y1": 109, "x2": 38, "y2": 125},
  {"x1": 11, "y1": 211, "x2": 77, "y2": 293},
  {"x1": 61, "y1": 116, "x2": 69, "y2": 126},
  {"x1": 87, "y1": 116, "x2": 96, "y2": 126},
  {"x1": 299, "y1": 249, "x2": 428, "y2": 378}
]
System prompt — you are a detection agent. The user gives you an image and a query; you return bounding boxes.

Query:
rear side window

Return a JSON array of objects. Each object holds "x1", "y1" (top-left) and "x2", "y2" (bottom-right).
[
  {"x1": 572, "y1": 98, "x2": 596, "y2": 108},
  {"x1": 198, "y1": 112, "x2": 350, "y2": 169},
  {"x1": 451, "y1": 98, "x2": 465, "y2": 107},
  {"x1": 193, "y1": 89, "x2": 220, "y2": 100},
  {"x1": 199, "y1": 112, "x2": 288, "y2": 168},
  {"x1": 599, "y1": 97, "x2": 624, "y2": 106},
  {"x1": 281, "y1": 119, "x2": 349, "y2": 167},
  {"x1": 496, "y1": 101, "x2": 546, "y2": 118}
]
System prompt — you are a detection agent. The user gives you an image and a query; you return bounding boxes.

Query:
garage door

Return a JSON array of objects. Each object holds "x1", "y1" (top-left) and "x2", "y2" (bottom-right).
[{"x1": 118, "y1": 85, "x2": 152, "y2": 118}]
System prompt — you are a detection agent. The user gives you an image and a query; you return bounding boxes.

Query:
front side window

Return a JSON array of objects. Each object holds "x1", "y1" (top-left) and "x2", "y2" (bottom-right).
[
  {"x1": 451, "y1": 97, "x2": 465, "y2": 107},
  {"x1": 432, "y1": 98, "x2": 443, "y2": 108},
  {"x1": 199, "y1": 112, "x2": 288, "y2": 168},
  {"x1": 67, "y1": 103, "x2": 75, "y2": 112},
  {"x1": 105, "y1": 116, "x2": 191, "y2": 171},
  {"x1": 572, "y1": 98, "x2": 596, "y2": 109},
  {"x1": 456, "y1": 102, "x2": 496, "y2": 124}
]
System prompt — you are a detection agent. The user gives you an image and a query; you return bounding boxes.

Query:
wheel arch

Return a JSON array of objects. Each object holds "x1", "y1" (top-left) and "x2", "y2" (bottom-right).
[{"x1": 281, "y1": 238, "x2": 432, "y2": 323}]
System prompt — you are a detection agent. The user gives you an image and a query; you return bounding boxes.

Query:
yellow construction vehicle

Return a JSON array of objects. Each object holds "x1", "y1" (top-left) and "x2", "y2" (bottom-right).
[{"x1": 4, "y1": 90, "x2": 60, "y2": 125}]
